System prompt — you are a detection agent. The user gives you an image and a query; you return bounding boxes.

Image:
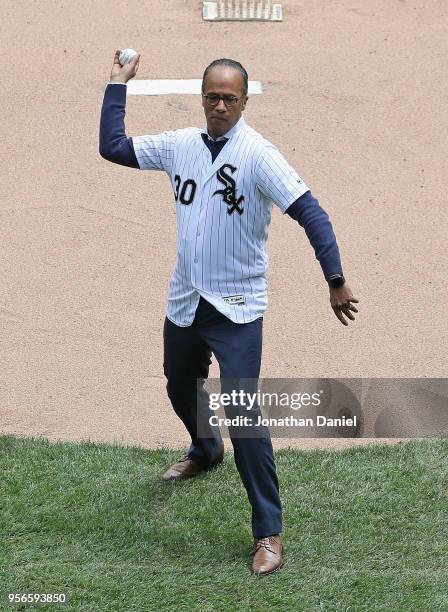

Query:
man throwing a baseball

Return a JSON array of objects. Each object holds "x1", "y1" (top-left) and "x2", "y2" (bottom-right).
[{"x1": 99, "y1": 50, "x2": 359, "y2": 576}]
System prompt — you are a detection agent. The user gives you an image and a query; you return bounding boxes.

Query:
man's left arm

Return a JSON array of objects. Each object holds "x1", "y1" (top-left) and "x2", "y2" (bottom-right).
[
  {"x1": 285, "y1": 192, "x2": 359, "y2": 326},
  {"x1": 254, "y1": 145, "x2": 359, "y2": 326}
]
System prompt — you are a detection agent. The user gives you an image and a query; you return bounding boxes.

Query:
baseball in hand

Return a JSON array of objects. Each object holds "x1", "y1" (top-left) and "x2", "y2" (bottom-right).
[{"x1": 119, "y1": 48, "x2": 138, "y2": 65}]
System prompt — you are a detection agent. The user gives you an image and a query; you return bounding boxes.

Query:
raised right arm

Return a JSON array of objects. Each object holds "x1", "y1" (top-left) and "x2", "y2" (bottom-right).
[
  {"x1": 99, "y1": 50, "x2": 176, "y2": 173},
  {"x1": 99, "y1": 50, "x2": 141, "y2": 167},
  {"x1": 99, "y1": 82, "x2": 139, "y2": 168}
]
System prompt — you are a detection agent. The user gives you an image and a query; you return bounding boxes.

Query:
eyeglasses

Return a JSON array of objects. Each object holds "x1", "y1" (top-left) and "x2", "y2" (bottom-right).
[{"x1": 202, "y1": 93, "x2": 241, "y2": 108}]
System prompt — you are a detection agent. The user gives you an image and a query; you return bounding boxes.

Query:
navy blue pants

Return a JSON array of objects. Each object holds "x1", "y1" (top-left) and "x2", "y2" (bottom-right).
[{"x1": 163, "y1": 297, "x2": 282, "y2": 538}]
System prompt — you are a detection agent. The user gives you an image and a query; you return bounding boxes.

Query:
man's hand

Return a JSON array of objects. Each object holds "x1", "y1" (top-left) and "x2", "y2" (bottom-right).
[
  {"x1": 329, "y1": 284, "x2": 359, "y2": 326},
  {"x1": 109, "y1": 49, "x2": 140, "y2": 84}
]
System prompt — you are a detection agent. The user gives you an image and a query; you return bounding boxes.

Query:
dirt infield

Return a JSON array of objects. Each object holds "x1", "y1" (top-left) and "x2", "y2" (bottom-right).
[{"x1": 1, "y1": 1, "x2": 446, "y2": 451}]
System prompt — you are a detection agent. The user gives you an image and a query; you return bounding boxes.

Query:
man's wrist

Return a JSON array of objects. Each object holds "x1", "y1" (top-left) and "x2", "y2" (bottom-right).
[
  {"x1": 109, "y1": 78, "x2": 127, "y2": 85},
  {"x1": 327, "y1": 273, "x2": 345, "y2": 289}
]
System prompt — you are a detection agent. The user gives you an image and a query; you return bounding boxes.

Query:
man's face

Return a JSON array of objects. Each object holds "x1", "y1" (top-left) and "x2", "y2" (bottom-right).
[{"x1": 202, "y1": 65, "x2": 248, "y2": 138}]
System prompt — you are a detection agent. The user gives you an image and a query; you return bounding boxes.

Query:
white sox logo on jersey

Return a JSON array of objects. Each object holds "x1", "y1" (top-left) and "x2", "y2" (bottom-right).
[{"x1": 213, "y1": 164, "x2": 245, "y2": 215}]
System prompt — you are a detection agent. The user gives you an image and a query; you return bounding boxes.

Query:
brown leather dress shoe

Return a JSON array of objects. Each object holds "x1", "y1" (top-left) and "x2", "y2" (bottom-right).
[
  {"x1": 251, "y1": 534, "x2": 283, "y2": 576},
  {"x1": 162, "y1": 444, "x2": 224, "y2": 481}
]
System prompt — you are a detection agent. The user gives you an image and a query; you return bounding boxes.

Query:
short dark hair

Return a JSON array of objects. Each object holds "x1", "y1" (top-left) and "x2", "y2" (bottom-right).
[{"x1": 202, "y1": 58, "x2": 248, "y2": 96}]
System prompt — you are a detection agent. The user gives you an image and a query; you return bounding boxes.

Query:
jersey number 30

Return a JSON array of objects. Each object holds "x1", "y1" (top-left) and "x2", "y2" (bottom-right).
[{"x1": 174, "y1": 175, "x2": 197, "y2": 205}]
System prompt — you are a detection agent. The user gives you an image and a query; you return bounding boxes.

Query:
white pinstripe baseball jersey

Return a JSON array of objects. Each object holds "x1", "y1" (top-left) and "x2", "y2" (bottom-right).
[{"x1": 132, "y1": 116, "x2": 309, "y2": 326}]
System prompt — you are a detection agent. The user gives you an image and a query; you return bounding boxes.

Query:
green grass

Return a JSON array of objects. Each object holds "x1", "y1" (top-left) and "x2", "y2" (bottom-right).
[{"x1": 1, "y1": 436, "x2": 447, "y2": 611}]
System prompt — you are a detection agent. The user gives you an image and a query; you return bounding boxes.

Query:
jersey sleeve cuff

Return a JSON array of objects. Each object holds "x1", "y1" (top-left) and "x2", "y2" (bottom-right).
[{"x1": 280, "y1": 183, "x2": 310, "y2": 214}]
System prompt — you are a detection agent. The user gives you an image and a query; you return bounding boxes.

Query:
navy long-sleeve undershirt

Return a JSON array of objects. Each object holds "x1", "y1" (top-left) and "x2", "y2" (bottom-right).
[
  {"x1": 99, "y1": 83, "x2": 343, "y2": 280},
  {"x1": 99, "y1": 83, "x2": 139, "y2": 168},
  {"x1": 285, "y1": 192, "x2": 343, "y2": 280}
]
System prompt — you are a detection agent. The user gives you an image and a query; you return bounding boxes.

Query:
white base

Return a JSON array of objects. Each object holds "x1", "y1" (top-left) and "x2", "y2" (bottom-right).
[{"x1": 203, "y1": 1, "x2": 283, "y2": 21}]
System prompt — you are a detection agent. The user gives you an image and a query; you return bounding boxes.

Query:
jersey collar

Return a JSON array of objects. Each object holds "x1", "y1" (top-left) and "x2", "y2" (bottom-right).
[{"x1": 201, "y1": 115, "x2": 246, "y2": 141}]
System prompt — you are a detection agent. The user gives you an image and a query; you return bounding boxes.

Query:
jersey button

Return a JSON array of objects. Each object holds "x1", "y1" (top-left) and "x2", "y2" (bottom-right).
[{"x1": 194, "y1": 258, "x2": 198, "y2": 263}]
